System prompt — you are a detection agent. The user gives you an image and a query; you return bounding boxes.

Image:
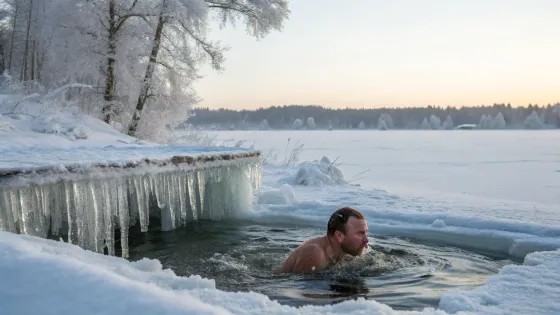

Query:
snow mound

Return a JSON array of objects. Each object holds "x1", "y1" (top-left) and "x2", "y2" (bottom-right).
[
  {"x1": 31, "y1": 114, "x2": 90, "y2": 140},
  {"x1": 259, "y1": 184, "x2": 296, "y2": 205},
  {"x1": 294, "y1": 156, "x2": 346, "y2": 186}
]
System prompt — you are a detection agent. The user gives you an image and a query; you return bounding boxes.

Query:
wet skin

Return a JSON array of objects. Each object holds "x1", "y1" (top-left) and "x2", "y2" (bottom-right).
[{"x1": 275, "y1": 217, "x2": 369, "y2": 274}]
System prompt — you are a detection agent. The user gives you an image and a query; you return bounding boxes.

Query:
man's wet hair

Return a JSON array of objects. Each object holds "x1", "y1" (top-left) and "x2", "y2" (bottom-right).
[{"x1": 327, "y1": 207, "x2": 365, "y2": 236}]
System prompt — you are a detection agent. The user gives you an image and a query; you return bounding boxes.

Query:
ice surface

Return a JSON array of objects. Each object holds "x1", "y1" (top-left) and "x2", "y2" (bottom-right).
[
  {"x1": 1, "y1": 231, "x2": 558, "y2": 315},
  {"x1": 249, "y1": 163, "x2": 560, "y2": 260}
]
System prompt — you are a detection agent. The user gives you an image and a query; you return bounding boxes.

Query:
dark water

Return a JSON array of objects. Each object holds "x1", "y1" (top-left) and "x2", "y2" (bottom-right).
[{"x1": 127, "y1": 219, "x2": 514, "y2": 311}]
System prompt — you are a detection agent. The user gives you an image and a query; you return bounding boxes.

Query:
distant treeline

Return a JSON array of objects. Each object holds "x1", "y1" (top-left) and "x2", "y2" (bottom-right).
[{"x1": 186, "y1": 103, "x2": 560, "y2": 130}]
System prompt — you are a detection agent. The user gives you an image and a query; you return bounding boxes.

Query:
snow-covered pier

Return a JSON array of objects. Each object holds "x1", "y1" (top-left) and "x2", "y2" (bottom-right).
[{"x1": 0, "y1": 146, "x2": 262, "y2": 258}]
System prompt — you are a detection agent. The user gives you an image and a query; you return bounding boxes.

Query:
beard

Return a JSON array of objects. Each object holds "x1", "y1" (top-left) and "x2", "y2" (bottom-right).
[{"x1": 341, "y1": 242, "x2": 368, "y2": 256}]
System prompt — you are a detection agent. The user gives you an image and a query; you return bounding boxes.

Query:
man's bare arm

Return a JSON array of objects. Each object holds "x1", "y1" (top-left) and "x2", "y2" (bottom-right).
[{"x1": 291, "y1": 244, "x2": 325, "y2": 273}]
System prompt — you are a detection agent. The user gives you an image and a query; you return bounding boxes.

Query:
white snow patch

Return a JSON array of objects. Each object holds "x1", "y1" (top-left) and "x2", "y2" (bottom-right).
[
  {"x1": 0, "y1": 97, "x2": 258, "y2": 174},
  {"x1": 439, "y1": 250, "x2": 560, "y2": 315},
  {"x1": 294, "y1": 157, "x2": 346, "y2": 186}
]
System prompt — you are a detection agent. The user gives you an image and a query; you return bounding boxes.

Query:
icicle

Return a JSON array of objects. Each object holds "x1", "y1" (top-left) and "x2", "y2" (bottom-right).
[
  {"x1": 64, "y1": 181, "x2": 77, "y2": 244},
  {"x1": 132, "y1": 177, "x2": 148, "y2": 232},
  {"x1": 72, "y1": 181, "x2": 87, "y2": 249},
  {"x1": 196, "y1": 170, "x2": 206, "y2": 219},
  {"x1": 166, "y1": 173, "x2": 176, "y2": 229},
  {"x1": 102, "y1": 180, "x2": 115, "y2": 256},
  {"x1": 19, "y1": 187, "x2": 34, "y2": 236},
  {"x1": 88, "y1": 181, "x2": 104, "y2": 253},
  {"x1": 177, "y1": 172, "x2": 187, "y2": 225},
  {"x1": 50, "y1": 183, "x2": 63, "y2": 236},
  {"x1": 117, "y1": 182, "x2": 129, "y2": 258},
  {"x1": 0, "y1": 191, "x2": 15, "y2": 232},
  {"x1": 187, "y1": 171, "x2": 197, "y2": 221},
  {"x1": 126, "y1": 177, "x2": 138, "y2": 228}
]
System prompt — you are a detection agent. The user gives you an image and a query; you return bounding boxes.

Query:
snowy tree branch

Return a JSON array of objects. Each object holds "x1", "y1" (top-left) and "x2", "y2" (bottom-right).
[{"x1": 177, "y1": 20, "x2": 225, "y2": 70}]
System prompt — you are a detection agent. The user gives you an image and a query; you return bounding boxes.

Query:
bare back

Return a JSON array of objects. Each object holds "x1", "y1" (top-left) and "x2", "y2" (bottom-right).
[{"x1": 274, "y1": 236, "x2": 332, "y2": 274}]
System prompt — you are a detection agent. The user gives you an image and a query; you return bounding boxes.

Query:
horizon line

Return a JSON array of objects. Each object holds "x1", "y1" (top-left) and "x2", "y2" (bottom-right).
[{"x1": 195, "y1": 102, "x2": 560, "y2": 111}]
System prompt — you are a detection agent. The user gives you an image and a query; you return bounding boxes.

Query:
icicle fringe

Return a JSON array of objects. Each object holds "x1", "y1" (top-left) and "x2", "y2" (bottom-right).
[{"x1": 0, "y1": 157, "x2": 262, "y2": 258}]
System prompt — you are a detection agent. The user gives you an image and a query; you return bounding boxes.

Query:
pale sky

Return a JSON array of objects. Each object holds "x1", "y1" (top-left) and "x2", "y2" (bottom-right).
[{"x1": 193, "y1": 0, "x2": 560, "y2": 110}]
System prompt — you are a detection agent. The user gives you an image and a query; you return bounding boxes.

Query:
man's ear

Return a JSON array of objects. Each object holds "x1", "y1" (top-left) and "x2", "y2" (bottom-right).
[{"x1": 334, "y1": 230, "x2": 344, "y2": 242}]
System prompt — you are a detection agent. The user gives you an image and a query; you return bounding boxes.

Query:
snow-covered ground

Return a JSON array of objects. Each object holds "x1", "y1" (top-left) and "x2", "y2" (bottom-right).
[
  {"x1": 1, "y1": 101, "x2": 559, "y2": 314},
  {"x1": 0, "y1": 103, "x2": 255, "y2": 175}
]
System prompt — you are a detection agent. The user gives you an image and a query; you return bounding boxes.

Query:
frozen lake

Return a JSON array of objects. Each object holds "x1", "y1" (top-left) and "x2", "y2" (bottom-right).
[{"x1": 208, "y1": 129, "x2": 559, "y2": 205}]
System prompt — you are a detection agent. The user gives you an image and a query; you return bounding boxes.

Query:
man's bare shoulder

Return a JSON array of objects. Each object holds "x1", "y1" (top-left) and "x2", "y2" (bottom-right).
[
  {"x1": 290, "y1": 243, "x2": 327, "y2": 273},
  {"x1": 274, "y1": 236, "x2": 329, "y2": 274}
]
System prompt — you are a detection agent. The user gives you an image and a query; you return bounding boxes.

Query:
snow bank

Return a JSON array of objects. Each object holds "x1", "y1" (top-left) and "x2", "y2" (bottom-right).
[
  {"x1": 0, "y1": 98, "x2": 259, "y2": 176},
  {"x1": 439, "y1": 250, "x2": 560, "y2": 315},
  {"x1": 1, "y1": 231, "x2": 558, "y2": 315},
  {"x1": 293, "y1": 157, "x2": 346, "y2": 186}
]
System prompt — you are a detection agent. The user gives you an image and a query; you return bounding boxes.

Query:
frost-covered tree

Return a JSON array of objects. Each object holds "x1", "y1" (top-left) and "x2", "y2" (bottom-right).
[
  {"x1": 553, "y1": 104, "x2": 560, "y2": 117},
  {"x1": 358, "y1": 121, "x2": 365, "y2": 129},
  {"x1": 478, "y1": 114, "x2": 492, "y2": 129},
  {"x1": 442, "y1": 115, "x2": 454, "y2": 129},
  {"x1": 127, "y1": 0, "x2": 290, "y2": 137},
  {"x1": 420, "y1": 117, "x2": 431, "y2": 129},
  {"x1": 306, "y1": 116, "x2": 315, "y2": 129},
  {"x1": 377, "y1": 119, "x2": 387, "y2": 130},
  {"x1": 259, "y1": 118, "x2": 269, "y2": 130},
  {"x1": 378, "y1": 113, "x2": 393, "y2": 129},
  {"x1": 429, "y1": 114, "x2": 441, "y2": 129},
  {"x1": 0, "y1": 0, "x2": 291, "y2": 142},
  {"x1": 491, "y1": 112, "x2": 506, "y2": 129},
  {"x1": 292, "y1": 118, "x2": 303, "y2": 129},
  {"x1": 524, "y1": 110, "x2": 545, "y2": 129}
]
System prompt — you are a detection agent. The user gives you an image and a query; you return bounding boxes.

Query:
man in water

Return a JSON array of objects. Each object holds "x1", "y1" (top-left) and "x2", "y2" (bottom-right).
[{"x1": 274, "y1": 207, "x2": 369, "y2": 274}]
